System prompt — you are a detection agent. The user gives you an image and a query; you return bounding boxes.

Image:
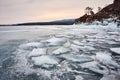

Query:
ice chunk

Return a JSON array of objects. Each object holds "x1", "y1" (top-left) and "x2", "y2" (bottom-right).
[
  {"x1": 55, "y1": 34, "x2": 74, "y2": 39},
  {"x1": 108, "y1": 32, "x2": 119, "y2": 35},
  {"x1": 75, "y1": 75, "x2": 84, "y2": 80},
  {"x1": 52, "y1": 47, "x2": 71, "y2": 55},
  {"x1": 70, "y1": 44, "x2": 82, "y2": 52},
  {"x1": 88, "y1": 67, "x2": 108, "y2": 75},
  {"x1": 79, "y1": 61, "x2": 108, "y2": 74},
  {"x1": 32, "y1": 56, "x2": 59, "y2": 68},
  {"x1": 92, "y1": 21, "x2": 102, "y2": 25},
  {"x1": 28, "y1": 48, "x2": 47, "y2": 57},
  {"x1": 80, "y1": 61, "x2": 98, "y2": 68},
  {"x1": 70, "y1": 44, "x2": 95, "y2": 52},
  {"x1": 110, "y1": 48, "x2": 120, "y2": 55},
  {"x1": 19, "y1": 42, "x2": 46, "y2": 50},
  {"x1": 86, "y1": 38, "x2": 98, "y2": 42},
  {"x1": 64, "y1": 40, "x2": 71, "y2": 47},
  {"x1": 95, "y1": 52, "x2": 120, "y2": 68},
  {"x1": 102, "y1": 21, "x2": 108, "y2": 26},
  {"x1": 60, "y1": 54, "x2": 93, "y2": 63},
  {"x1": 106, "y1": 40, "x2": 118, "y2": 45},
  {"x1": 84, "y1": 46, "x2": 96, "y2": 51},
  {"x1": 46, "y1": 37, "x2": 67, "y2": 46},
  {"x1": 100, "y1": 74, "x2": 116, "y2": 80},
  {"x1": 72, "y1": 40, "x2": 84, "y2": 46}
]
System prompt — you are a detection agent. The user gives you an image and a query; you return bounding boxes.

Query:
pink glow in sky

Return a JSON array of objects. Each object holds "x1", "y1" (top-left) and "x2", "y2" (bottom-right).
[{"x1": 0, "y1": 0, "x2": 113, "y2": 24}]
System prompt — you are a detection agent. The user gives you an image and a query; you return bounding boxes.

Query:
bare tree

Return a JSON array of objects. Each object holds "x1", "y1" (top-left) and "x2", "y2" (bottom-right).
[
  {"x1": 85, "y1": 7, "x2": 93, "y2": 15},
  {"x1": 97, "y1": 7, "x2": 102, "y2": 12}
]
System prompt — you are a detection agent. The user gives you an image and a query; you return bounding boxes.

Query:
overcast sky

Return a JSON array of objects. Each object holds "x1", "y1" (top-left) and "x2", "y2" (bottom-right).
[{"x1": 0, "y1": 0, "x2": 113, "y2": 24}]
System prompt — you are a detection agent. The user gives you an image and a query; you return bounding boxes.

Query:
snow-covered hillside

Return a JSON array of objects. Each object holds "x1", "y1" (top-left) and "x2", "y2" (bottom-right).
[{"x1": 0, "y1": 22, "x2": 120, "y2": 80}]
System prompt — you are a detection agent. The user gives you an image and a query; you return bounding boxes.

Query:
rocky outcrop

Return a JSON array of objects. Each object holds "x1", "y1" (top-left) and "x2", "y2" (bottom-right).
[
  {"x1": 75, "y1": 0, "x2": 120, "y2": 24},
  {"x1": 75, "y1": 14, "x2": 90, "y2": 23},
  {"x1": 113, "y1": 0, "x2": 120, "y2": 16}
]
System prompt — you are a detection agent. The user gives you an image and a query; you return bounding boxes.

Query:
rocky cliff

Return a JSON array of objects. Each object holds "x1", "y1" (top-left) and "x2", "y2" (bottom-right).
[{"x1": 75, "y1": 0, "x2": 120, "y2": 23}]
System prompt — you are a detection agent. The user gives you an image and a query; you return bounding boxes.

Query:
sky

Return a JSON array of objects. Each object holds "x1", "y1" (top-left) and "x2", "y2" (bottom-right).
[{"x1": 0, "y1": 0, "x2": 113, "y2": 24}]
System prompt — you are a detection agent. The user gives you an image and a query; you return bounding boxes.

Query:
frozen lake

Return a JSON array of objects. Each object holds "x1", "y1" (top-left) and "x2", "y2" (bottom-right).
[{"x1": 0, "y1": 25, "x2": 120, "y2": 80}]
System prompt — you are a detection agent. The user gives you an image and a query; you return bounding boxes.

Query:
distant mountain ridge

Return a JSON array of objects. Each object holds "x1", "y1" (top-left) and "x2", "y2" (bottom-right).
[
  {"x1": 15, "y1": 19, "x2": 75, "y2": 26},
  {"x1": 0, "y1": 19, "x2": 75, "y2": 26}
]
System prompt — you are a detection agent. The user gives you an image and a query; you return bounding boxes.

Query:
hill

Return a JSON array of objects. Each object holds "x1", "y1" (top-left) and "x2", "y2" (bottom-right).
[
  {"x1": 0, "y1": 19, "x2": 75, "y2": 26},
  {"x1": 75, "y1": 0, "x2": 120, "y2": 23}
]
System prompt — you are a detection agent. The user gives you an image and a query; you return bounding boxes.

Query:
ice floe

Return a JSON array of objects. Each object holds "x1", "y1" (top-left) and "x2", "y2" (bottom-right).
[
  {"x1": 95, "y1": 52, "x2": 120, "y2": 68},
  {"x1": 60, "y1": 54, "x2": 93, "y2": 63},
  {"x1": 79, "y1": 61, "x2": 107, "y2": 74},
  {"x1": 72, "y1": 40, "x2": 84, "y2": 46},
  {"x1": 106, "y1": 40, "x2": 118, "y2": 45},
  {"x1": 107, "y1": 31, "x2": 119, "y2": 35},
  {"x1": 70, "y1": 44, "x2": 95, "y2": 52},
  {"x1": 32, "y1": 55, "x2": 59, "y2": 69},
  {"x1": 52, "y1": 47, "x2": 71, "y2": 55},
  {"x1": 46, "y1": 37, "x2": 67, "y2": 46},
  {"x1": 110, "y1": 48, "x2": 120, "y2": 55},
  {"x1": 100, "y1": 74, "x2": 116, "y2": 80},
  {"x1": 28, "y1": 48, "x2": 47, "y2": 57},
  {"x1": 75, "y1": 75, "x2": 84, "y2": 80},
  {"x1": 19, "y1": 42, "x2": 46, "y2": 50}
]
